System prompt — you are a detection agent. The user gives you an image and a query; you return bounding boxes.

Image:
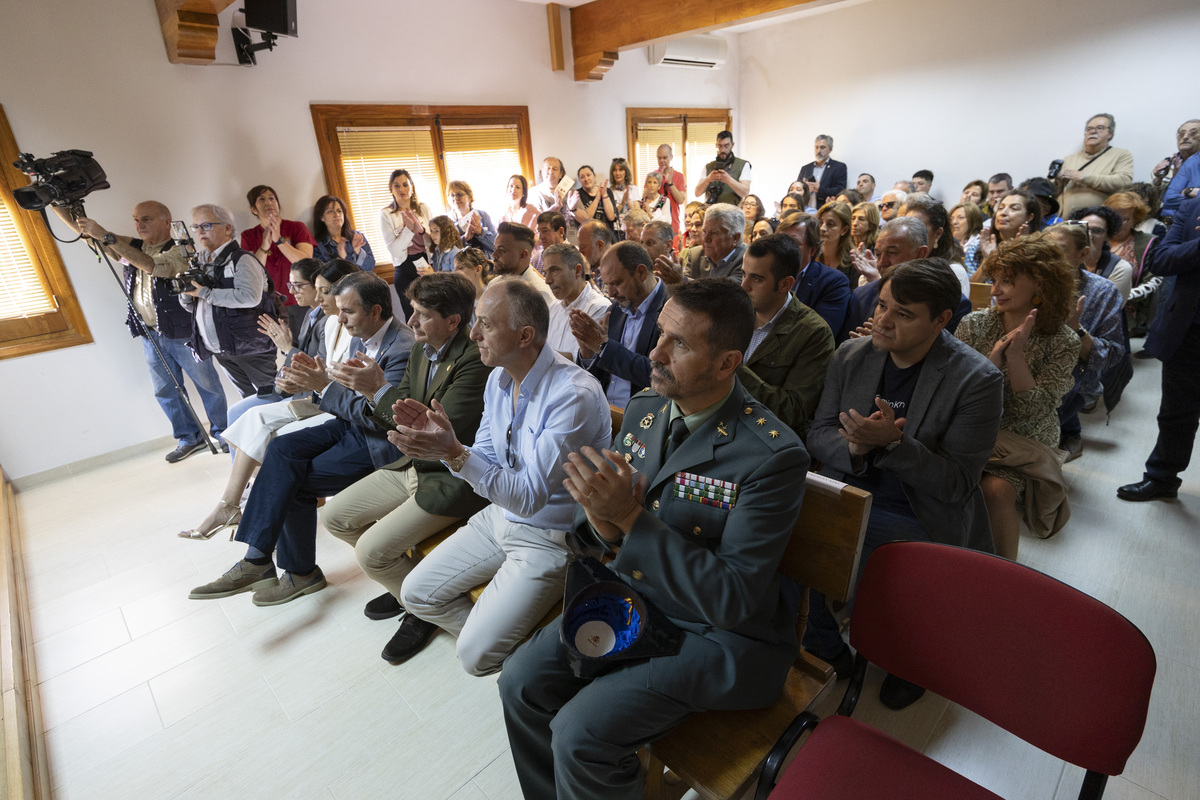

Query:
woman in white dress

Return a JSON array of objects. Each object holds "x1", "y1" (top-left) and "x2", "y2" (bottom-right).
[
  {"x1": 380, "y1": 169, "x2": 432, "y2": 320},
  {"x1": 178, "y1": 259, "x2": 360, "y2": 539}
]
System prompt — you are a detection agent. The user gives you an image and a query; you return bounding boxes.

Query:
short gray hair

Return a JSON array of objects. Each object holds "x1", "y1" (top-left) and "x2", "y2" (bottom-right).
[
  {"x1": 815, "y1": 134, "x2": 834, "y2": 148},
  {"x1": 881, "y1": 189, "x2": 908, "y2": 205},
  {"x1": 191, "y1": 203, "x2": 236, "y2": 236},
  {"x1": 642, "y1": 220, "x2": 674, "y2": 246},
  {"x1": 543, "y1": 242, "x2": 585, "y2": 276},
  {"x1": 1089, "y1": 112, "x2": 1116, "y2": 135},
  {"x1": 879, "y1": 216, "x2": 928, "y2": 248},
  {"x1": 622, "y1": 208, "x2": 651, "y2": 228},
  {"x1": 492, "y1": 278, "x2": 550, "y2": 343},
  {"x1": 704, "y1": 203, "x2": 744, "y2": 238}
]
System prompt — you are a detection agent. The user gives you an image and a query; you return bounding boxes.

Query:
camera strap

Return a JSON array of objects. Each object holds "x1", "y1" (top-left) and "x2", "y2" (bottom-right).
[{"x1": 1078, "y1": 146, "x2": 1112, "y2": 172}]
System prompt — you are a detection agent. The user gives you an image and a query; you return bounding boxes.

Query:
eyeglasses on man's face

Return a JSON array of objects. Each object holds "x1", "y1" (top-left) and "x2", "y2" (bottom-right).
[
  {"x1": 1084, "y1": 125, "x2": 1110, "y2": 134},
  {"x1": 190, "y1": 222, "x2": 222, "y2": 232},
  {"x1": 880, "y1": 201, "x2": 897, "y2": 211}
]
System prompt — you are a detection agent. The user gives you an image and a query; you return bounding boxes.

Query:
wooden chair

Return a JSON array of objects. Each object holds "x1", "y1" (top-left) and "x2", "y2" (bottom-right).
[
  {"x1": 640, "y1": 472, "x2": 872, "y2": 800},
  {"x1": 969, "y1": 282, "x2": 992, "y2": 310}
]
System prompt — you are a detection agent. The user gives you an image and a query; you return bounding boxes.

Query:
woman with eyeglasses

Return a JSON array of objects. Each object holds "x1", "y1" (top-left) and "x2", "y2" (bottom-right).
[
  {"x1": 446, "y1": 179, "x2": 497, "y2": 257},
  {"x1": 1068, "y1": 206, "x2": 1132, "y2": 302},
  {"x1": 1103, "y1": 191, "x2": 1161, "y2": 335},
  {"x1": 501, "y1": 174, "x2": 539, "y2": 229},
  {"x1": 313, "y1": 195, "x2": 374, "y2": 270},
  {"x1": 179, "y1": 259, "x2": 359, "y2": 541},
  {"x1": 381, "y1": 169, "x2": 433, "y2": 320},
  {"x1": 739, "y1": 194, "x2": 766, "y2": 241}
]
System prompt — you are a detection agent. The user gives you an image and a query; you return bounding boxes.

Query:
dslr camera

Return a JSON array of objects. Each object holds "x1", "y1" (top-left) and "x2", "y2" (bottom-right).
[
  {"x1": 1047, "y1": 159, "x2": 1064, "y2": 180},
  {"x1": 12, "y1": 150, "x2": 109, "y2": 213},
  {"x1": 165, "y1": 220, "x2": 220, "y2": 294}
]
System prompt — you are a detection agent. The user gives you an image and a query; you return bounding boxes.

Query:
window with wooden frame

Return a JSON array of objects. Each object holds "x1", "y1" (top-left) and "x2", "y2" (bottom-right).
[
  {"x1": 0, "y1": 104, "x2": 91, "y2": 361},
  {"x1": 626, "y1": 108, "x2": 732, "y2": 192},
  {"x1": 311, "y1": 105, "x2": 533, "y2": 270}
]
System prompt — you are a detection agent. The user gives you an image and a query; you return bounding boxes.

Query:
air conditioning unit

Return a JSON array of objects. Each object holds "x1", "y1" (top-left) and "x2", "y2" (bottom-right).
[{"x1": 647, "y1": 34, "x2": 728, "y2": 70}]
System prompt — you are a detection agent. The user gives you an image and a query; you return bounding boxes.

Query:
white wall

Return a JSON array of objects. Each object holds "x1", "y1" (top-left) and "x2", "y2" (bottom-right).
[
  {"x1": 737, "y1": 0, "x2": 1200, "y2": 207},
  {"x1": 0, "y1": 0, "x2": 738, "y2": 480}
]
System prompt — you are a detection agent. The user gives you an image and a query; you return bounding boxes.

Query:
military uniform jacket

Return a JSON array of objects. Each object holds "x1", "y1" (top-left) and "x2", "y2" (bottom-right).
[
  {"x1": 574, "y1": 382, "x2": 810, "y2": 710},
  {"x1": 369, "y1": 326, "x2": 491, "y2": 518}
]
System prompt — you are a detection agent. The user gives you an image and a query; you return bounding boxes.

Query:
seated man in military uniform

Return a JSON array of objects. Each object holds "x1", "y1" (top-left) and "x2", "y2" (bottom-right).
[{"x1": 498, "y1": 279, "x2": 810, "y2": 800}]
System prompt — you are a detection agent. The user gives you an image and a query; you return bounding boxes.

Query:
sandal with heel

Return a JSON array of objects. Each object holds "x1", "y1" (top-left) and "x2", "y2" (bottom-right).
[{"x1": 178, "y1": 500, "x2": 241, "y2": 541}]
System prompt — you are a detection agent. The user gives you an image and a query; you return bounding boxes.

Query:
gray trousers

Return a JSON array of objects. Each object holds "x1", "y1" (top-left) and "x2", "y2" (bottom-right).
[
  {"x1": 497, "y1": 622, "x2": 703, "y2": 800},
  {"x1": 400, "y1": 504, "x2": 570, "y2": 676}
]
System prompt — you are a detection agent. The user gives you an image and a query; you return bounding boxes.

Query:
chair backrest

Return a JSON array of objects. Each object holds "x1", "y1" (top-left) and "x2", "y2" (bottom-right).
[
  {"x1": 779, "y1": 472, "x2": 871, "y2": 604},
  {"x1": 609, "y1": 404, "x2": 624, "y2": 442},
  {"x1": 850, "y1": 542, "x2": 1156, "y2": 776},
  {"x1": 969, "y1": 282, "x2": 992, "y2": 310}
]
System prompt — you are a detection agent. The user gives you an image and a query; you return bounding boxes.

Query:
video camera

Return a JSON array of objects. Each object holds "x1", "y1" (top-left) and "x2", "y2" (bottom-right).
[
  {"x1": 12, "y1": 150, "x2": 109, "y2": 214},
  {"x1": 165, "y1": 220, "x2": 220, "y2": 294}
]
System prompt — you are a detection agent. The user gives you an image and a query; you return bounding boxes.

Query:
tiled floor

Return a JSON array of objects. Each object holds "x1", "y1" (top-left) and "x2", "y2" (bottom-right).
[{"x1": 16, "y1": 353, "x2": 1200, "y2": 799}]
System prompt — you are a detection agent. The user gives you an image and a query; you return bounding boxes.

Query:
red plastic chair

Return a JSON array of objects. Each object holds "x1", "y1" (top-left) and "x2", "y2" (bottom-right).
[{"x1": 758, "y1": 541, "x2": 1157, "y2": 800}]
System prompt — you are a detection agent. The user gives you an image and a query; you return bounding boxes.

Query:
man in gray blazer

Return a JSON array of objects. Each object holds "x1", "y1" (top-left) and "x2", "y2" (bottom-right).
[
  {"x1": 681, "y1": 203, "x2": 747, "y2": 283},
  {"x1": 498, "y1": 279, "x2": 809, "y2": 800},
  {"x1": 806, "y1": 258, "x2": 1002, "y2": 707},
  {"x1": 189, "y1": 272, "x2": 415, "y2": 605}
]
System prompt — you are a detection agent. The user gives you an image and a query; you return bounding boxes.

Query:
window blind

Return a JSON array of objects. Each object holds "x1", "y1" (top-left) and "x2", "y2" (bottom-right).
[
  {"x1": 0, "y1": 196, "x2": 57, "y2": 321},
  {"x1": 441, "y1": 125, "x2": 524, "y2": 223},
  {"x1": 632, "y1": 122, "x2": 682, "y2": 189},
  {"x1": 685, "y1": 120, "x2": 725, "y2": 193},
  {"x1": 337, "y1": 127, "x2": 440, "y2": 265}
]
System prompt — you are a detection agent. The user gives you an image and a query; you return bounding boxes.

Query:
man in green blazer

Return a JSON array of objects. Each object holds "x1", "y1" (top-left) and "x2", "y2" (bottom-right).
[
  {"x1": 737, "y1": 234, "x2": 835, "y2": 438},
  {"x1": 320, "y1": 273, "x2": 491, "y2": 656},
  {"x1": 498, "y1": 279, "x2": 809, "y2": 800}
]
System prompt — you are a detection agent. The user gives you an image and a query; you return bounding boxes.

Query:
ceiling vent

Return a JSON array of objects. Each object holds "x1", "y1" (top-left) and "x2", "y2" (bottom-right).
[{"x1": 647, "y1": 34, "x2": 728, "y2": 70}]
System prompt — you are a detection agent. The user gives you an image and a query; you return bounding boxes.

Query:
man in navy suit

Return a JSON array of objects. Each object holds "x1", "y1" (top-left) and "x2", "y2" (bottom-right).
[
  {"x1": 570, "y1": 241, "x2": 667, "y2": 410},
  {"x1": 776, "y1": 210, "x2": 850, "y2": 334},
  {"x1": 1119, "y1": 197, "x2": 1200, "y2": 501},
  {"x1": 796, "y1": 135, "x2": 848, "y2": 207},
  {"x1": 189, "y1": 272, "x2": 416, "y2": 604}
]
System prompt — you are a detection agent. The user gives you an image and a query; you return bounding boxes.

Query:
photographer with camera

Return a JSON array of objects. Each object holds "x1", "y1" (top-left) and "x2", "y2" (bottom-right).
[
  {"x1": 52, "y1": 202, "x2": 230, "y2": 463},
  {"x1": 171, "y1": 204, "x2": 278, "y2": 400},
  {"x1": 694, "y1": 131, "x2": 751, "y2": 207}
]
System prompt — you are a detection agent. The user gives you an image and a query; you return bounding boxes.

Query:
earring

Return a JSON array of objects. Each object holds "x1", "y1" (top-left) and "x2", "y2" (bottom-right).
[{"x1": 1032, "y1": 294, "x2": 1042, "y2": 305}]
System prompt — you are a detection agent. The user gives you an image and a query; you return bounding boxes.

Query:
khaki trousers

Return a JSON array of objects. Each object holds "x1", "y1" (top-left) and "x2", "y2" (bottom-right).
[{"x1": 321, "y1": 467, "x2": 459, "y2": 601}]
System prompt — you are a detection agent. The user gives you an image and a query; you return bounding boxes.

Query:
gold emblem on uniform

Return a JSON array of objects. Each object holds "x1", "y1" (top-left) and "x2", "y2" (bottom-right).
[
  {"x1": 717, "y1": 422, "x2": 729, "y2": 437},
  {"x1": 756, "y1": 417, "x2": 766, "y2": 426},
  {"x1": 743, "y1": 406, "x2": 753, "y2": 415},
  {"x1": 769, "y1": 430, "x2": 780, "y2": 438},
  {"x1": 640, "y1": 413, "x2": 654, "y2": 429},
  {"x1": 624, "y1": 453, "x2": 633, "y2": 463}
]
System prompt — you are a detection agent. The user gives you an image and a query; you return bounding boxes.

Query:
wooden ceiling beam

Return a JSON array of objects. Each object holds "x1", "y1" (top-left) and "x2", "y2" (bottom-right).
[
  {"x1": 155, "y1": 0, "x2": 238, "y2": 65},
  {"x1": 569, "y1": 0, "x2": 819, "y2": 81}
]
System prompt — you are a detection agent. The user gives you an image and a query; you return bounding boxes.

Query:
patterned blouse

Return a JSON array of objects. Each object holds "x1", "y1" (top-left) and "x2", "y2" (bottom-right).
[{"x1": 955, "y1": 309, "x2": 1080, "y2": 449}]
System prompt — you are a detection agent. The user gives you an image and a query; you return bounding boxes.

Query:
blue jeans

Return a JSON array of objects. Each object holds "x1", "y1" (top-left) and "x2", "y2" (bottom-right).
[
  {"x1": 802, "y1": 506, "x2": 930, "y2": 660},
  {"x1": 1057, "y1": 388, "x2": 1089, "y2": 439},
  {"x1": 143, "y1": 330, "x2": 229, "y2": 446}
]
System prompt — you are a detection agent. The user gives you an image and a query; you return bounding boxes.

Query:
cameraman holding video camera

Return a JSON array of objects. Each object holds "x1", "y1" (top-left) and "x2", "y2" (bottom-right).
[
  {"x1": 168, "y1": 204, "x2": 278, "y2": 402},
  {"x1": 53, "y1": 202, "x2": 230, "y2": 464}
]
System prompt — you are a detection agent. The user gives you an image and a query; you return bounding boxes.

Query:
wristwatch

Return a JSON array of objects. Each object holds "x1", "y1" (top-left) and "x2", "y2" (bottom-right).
[
  {"x1": 1076, "y1": 327, "x2": 1088, "y2": 339},
  {"x1": 275, "y1": 236, "x2": 286, "y2": 245},
  {"x1": 447, "y1": 447, "x2": 470, "y2": 473},
  {"x1": 102, "y1": 232, "x2": 117, "y2": 246},
  {"x1": 882, "y1": 436, "x2": 903, "y2": 455}
]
